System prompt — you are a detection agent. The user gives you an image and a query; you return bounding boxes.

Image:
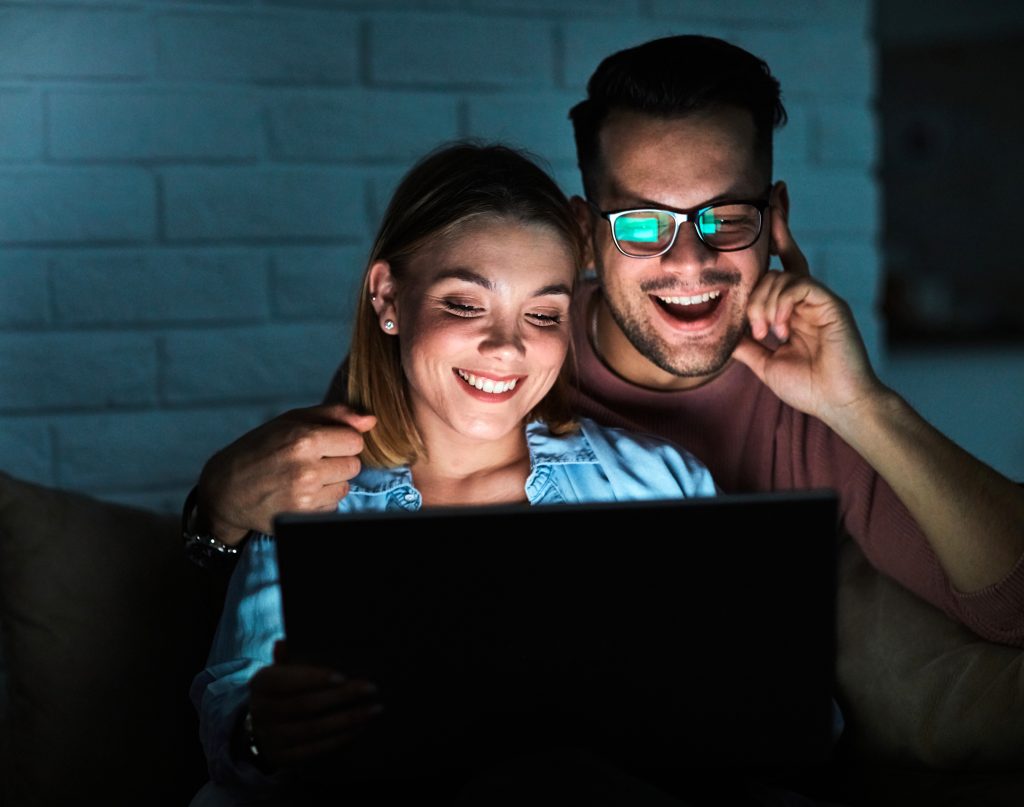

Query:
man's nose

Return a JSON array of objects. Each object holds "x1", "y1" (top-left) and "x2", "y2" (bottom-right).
[{"x1": 659, "y1": 222, "x2": 717, "y2": 274}]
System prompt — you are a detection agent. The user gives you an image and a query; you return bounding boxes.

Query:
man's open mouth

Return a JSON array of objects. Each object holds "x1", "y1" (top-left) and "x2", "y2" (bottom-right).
[{"x1": 653, "y1": 291, "x2": 723, "y2": 323}]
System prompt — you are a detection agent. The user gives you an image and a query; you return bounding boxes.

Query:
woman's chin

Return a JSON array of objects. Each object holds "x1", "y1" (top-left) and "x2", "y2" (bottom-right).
[{"x1": 449, "y1": 413, "x2": 527, "y2": 443}]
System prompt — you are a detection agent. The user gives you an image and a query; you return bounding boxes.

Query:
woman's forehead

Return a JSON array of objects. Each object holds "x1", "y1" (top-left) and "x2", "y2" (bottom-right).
[{"x1": 413, "y1": 218, "x2": 577, "y2": 285}]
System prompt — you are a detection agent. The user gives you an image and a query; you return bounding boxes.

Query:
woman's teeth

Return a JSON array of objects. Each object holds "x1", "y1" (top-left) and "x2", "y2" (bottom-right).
[
  {"x1": 457, "y1": 370, "x2": 518, "y2": 394},
  {"x1": 657, "y1": 290, "x2": 721, "y2": 305}
]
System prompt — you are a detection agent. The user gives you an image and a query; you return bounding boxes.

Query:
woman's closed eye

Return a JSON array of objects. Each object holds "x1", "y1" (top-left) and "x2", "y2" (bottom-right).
[
  {"x1": 439, "y1": 297, "x2": 564, "y2": 327},
  {"x1": 440, "y1": 299, "x2": 483, "y2": 317},
  {"x1": 526, "y1": 311, "x2": 563, "y2": 327}
]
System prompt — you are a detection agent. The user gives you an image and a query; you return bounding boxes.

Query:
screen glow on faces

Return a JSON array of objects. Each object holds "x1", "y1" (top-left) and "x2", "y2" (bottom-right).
[{"x1": 394, "y1": 218, "x2": 575, "y2": 447}]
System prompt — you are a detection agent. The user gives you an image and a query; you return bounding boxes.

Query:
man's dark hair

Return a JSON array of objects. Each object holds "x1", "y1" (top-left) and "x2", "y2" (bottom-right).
[{"x1": 569, "y1": 35, "x2": 787, "y2": 198}]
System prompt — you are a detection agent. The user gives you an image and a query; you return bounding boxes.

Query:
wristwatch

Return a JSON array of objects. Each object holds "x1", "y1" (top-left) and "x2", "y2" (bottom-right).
[
  {"x1": 181, "y1": 485, "x2": 243, "y2": 568},
  {"x1": 235, "y1": 707, "x2": 273, "y2": 773},
  {"x1": 242, "y1": 708, "x2": 262, "y2": 762}
]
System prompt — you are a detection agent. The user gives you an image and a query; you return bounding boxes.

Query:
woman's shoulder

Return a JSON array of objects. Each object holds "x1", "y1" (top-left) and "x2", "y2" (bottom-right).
[
  {"x1": 585, "y1": 417, "x2": 719, "y2": 498},
  {"x1": 577, "y1": 417, "x2": 702, "y2": 460},
  {"x1": 531, "y1": 417, "x2": 719, "y2": 500},
  {"x1": 529, "y1": 416, "x2": 704, "y2": 461},
  {"x1": 340, "y1": 464, "x2": 420, "y2": 513}
]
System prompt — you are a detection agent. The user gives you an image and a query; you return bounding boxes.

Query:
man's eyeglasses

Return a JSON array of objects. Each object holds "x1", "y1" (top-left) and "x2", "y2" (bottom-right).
[{"x1": 588, "y1": 191, "x2": 772, "y2": 258}]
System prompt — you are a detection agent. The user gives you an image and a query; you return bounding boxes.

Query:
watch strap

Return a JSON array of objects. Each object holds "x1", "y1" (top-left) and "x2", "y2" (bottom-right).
[{"x1": 182, "y1": 484, "x2": 242, "y2": 567}]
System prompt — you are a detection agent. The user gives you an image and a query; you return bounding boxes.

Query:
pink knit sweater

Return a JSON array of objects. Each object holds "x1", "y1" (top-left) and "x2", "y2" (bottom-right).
[{"x1": 570, "y1": 279, "x2": 1024, "y2": 647}]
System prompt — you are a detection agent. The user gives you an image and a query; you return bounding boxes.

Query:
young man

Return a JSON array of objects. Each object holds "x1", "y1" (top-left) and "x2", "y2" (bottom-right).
[{"x1": 186, "y1": 36, "x2": 1024, "y2": 647}]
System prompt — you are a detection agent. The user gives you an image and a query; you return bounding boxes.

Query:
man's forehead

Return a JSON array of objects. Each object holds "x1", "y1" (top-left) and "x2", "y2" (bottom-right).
[{"x1": 595, "y1": 107, "x2": 765, "y2": 206}]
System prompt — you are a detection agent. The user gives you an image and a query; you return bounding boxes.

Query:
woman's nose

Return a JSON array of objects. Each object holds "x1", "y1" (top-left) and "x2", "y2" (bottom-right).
[{"x1": 478, "y1": 319, "x2": 525, "y2": 359}]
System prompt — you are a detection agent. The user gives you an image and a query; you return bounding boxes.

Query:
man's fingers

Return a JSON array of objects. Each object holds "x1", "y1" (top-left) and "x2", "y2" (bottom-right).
[
  {"x1": 296, "y1": 403, "x2": 377, "y2": 434},
  {"x1": 746, "y1": 271, "x2": 788, "y2": 341},
  {"x1": 770, "y1": 206, "x2": 810, "y2": 278},
  {"x1": 313, "y1": 455, "x2": 362, "y2": 485},
  {"x1": 290, "y1": 415, "x2": 376, "y2": 460},
  {"x1": 766, "y1": 276, "x2": 812, "y2": 342},
  {"x1": 748, "y1": 272, "x2": 816, "y2": 343},
  {"x1": 732, "y1": 335, "x2": 771, "y2": 382},
  {"x1": 340, "y1": 412, "x2": 377, "y2": 434},
  {"x1": 285, "y1": 425, "x2": 366, "y2": 464}
]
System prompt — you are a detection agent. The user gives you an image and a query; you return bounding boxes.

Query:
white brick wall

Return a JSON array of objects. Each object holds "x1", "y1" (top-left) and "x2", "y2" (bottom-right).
[{"x1": 0, "y1": 0, "x2": 879, "y2": 510}]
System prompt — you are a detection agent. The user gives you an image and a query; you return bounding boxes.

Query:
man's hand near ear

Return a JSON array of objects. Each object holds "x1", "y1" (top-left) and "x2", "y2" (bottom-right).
[{"x1": 734, "y1": 206, "x2": 1024, "y2": 600}]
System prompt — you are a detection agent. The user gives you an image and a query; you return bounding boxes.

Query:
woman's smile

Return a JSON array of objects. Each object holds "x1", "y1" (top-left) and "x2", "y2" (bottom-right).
[{"x1": 454, "y1": 368, "x2": 525, "y2": 399}]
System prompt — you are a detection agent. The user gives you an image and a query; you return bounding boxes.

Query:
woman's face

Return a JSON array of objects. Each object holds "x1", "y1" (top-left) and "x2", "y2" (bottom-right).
[{"x1": 373, "y1": 217, "x2": 576, "y2": 446}]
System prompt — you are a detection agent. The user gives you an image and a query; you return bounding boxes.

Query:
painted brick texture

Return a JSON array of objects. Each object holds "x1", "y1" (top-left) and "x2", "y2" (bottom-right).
[{"x1": 0, "y1": 0, "x2": 879, "y2": 509}]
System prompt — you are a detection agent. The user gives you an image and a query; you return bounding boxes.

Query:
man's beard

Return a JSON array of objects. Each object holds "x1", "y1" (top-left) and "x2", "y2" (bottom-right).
[
  {"x1": 604, "y1": 297, "x2": 746, "y2": 378},
  {"x1": 598, "y1": 265, "x2": 748, "y2": 378}
]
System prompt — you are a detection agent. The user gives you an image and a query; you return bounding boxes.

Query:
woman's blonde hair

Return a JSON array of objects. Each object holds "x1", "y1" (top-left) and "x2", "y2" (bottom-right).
[{"x1": 348, "y1": 141, "x2": 583, "y2": 468}]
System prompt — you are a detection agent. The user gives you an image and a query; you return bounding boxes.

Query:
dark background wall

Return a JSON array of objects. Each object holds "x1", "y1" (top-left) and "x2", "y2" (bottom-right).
[
  {"x1": 875, "y1": 0, "x2": 1024, "y2": 484},
  {"x1": 878, "y1": 0, "x2": 1024, "y2": 344},
  {"x1": 6, "y1": 1, "x2": 1014, "y2": 513}
]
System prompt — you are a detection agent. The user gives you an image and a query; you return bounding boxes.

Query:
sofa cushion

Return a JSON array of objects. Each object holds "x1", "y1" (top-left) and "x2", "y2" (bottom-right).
[
  {"x1": 0, "y1": 472, "x2": 226, "y2": 807},
  {"x1": 835, "y1": 536, "x2": 1024, "y2": 771}
]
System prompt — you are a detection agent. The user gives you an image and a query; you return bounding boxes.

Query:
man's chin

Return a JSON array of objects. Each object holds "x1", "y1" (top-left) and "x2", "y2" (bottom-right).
[
  {"x1": 659, "y1": 349, "x2": 734, "y2": 380},
  {"x1": 644, "y1": 325, "x2": 744, "y2": 380},
  {"x1": 605, "y1": 296, "x2": 743, "y2": 384}
]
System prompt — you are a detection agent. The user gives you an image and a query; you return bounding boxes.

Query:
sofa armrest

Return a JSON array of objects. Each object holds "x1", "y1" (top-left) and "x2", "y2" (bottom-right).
[
  {"x1": 0, "y1": 472, "x2": 228, "y2": 807},
  {"x1": 835, "y1": 535, "x2": 1024, "y2": 771}
]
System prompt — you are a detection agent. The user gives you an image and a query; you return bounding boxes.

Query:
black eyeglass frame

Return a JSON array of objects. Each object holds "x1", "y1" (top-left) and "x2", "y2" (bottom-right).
[{"x1": 587, "y1": 189, "x2": 774, "y2": 258}]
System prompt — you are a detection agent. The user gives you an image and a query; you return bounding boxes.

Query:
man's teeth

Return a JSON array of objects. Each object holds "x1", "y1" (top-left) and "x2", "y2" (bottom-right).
[
  {"x1": 457, "y1": 370, "x2": 518, "y2": 394},
  {"x1": 657, "y1": 290, "x2": 721, "y2": 305}
]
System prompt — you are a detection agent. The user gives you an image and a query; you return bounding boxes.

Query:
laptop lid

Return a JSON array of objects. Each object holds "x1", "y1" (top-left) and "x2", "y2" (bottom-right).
[{"x1": 273, "y1": 490, "x2": 839, "y2": 784}]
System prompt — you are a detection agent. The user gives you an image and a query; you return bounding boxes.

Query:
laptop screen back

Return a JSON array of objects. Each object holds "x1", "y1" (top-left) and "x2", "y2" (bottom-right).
[{"x1": 273, "y1": 490, "x2": 839, "y2": 783}]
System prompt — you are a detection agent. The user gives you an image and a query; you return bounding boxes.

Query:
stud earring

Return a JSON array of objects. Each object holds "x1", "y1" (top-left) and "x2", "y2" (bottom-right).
[{"x1": 384, "y1": 319, "x2": 395, "y2": 331}]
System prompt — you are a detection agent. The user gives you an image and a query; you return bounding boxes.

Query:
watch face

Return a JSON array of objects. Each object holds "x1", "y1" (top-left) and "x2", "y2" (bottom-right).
[
  {"x1": 184, "y1": 533, "x2": 240, "y2": 569},
  {"x1": 243, "y1": 710, "x2": 261, "y2": 759}
]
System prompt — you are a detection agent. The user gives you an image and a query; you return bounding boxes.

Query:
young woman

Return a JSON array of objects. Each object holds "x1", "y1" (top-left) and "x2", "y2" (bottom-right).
[{"x1": 190, "y1": 142, "x2": 717, "y2": 804}]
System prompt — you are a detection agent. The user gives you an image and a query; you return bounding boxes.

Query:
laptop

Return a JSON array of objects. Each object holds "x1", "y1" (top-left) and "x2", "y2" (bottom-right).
[{"x1": 273, "y1": 490, "x2": 840, "y2": 787}]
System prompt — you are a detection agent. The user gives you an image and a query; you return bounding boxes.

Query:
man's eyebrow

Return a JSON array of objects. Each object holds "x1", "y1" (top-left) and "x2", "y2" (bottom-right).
[{"x1": 604, "y1": 178, "x2": 754, "y2": 211}]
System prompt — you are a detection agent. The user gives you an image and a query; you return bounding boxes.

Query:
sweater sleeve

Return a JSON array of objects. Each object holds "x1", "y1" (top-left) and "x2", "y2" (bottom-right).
[{"x1": 809, "y1": 421, "x2": 1024, "y2": 647}]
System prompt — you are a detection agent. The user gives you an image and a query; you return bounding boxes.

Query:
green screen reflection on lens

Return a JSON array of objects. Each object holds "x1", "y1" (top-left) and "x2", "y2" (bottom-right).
[
  {"x1": 697, "y1": 211, "x2": 717, "y2": 235},
  {"x1": 615, "y1": 216, "x2": 660, "y2": 243}
]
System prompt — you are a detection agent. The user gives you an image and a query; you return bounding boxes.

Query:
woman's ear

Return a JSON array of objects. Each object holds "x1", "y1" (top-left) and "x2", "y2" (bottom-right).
[
  {"x1": 768, "y1": 181, "x2": 790, "y2": 256},
  {"x1": 367, "y1": 260, "x2": 400, "y2": 335},
  {"x1": 570, "y1": 195, "x2": 596, "y2": 269}
]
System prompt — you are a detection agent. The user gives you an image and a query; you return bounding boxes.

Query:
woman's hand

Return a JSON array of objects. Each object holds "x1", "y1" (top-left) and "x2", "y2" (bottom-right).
[{"x1": 245, "y1": 644, "x2": 383, "y2": 773}]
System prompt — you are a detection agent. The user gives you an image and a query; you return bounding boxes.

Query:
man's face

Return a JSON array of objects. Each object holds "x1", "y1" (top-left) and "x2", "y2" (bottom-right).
[{"x1": 581, "y1": 106, "x2": 781, "y2": 390}]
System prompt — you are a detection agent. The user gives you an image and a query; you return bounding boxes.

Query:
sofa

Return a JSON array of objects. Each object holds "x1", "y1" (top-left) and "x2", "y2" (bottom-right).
[{"x1": 0, "y1": 470, "x2": 1022, "y2": 806}]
